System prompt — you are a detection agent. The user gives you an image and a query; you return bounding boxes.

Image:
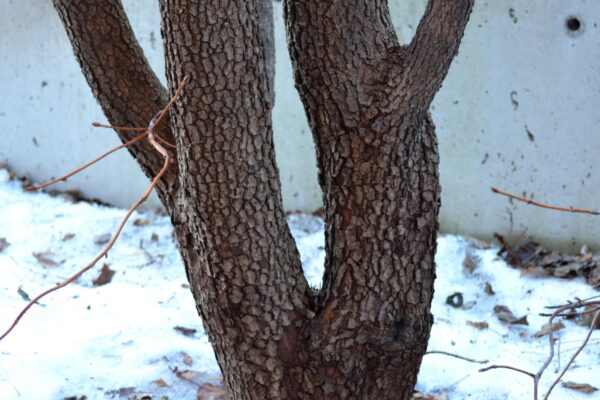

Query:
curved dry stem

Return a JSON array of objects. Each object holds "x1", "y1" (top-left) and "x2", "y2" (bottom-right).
[
  {"x1": 491, "y1": 187, "x2": 600, "y2": 215},
  {"x1": 92, "y1": 122, "x2": 147, "y2": 132},
  {"x1": 1, "y1": 75, "x2": 190, "y2": 343},
  {"x1": 426, "y1": 350, "x2": 488, "y2": 364},
  {"x1": 543, "y1": 309, "x2": 600, "y2": 400},
  {"x1": 26, "y1": 131, "x2": 149, "y2": 191},
  {"x1": 0, "y1": 157, "x2": 169, "y2": 342}
]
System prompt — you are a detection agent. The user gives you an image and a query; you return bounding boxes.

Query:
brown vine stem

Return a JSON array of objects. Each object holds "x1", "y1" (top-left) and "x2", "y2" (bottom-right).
[
  {"x1": 0, "y1": 75, "x2": 189, "y2": 342},
  {"x1": 544, "y1": 309, "x2": 600, "y2": 399},
  {"x1": 26, "y1": 131, "x2": 148, "y2": 191},
  {"x1": 425, "y1": 350, "x2": 488, "y2": 364},
  {"x1": 479, "y1": 299, "x2": 600, "y2": 400},
  {"x1": 491, "y1": 187, "x2": 599, "y2": 215}
]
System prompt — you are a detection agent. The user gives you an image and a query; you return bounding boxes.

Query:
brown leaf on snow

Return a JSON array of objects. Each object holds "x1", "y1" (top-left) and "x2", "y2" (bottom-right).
[
  {"x1": 463, "y1": 252, "x2": 479, "y2": 273},
  {"x1": 182, "y1": 351, "x2": 194, "y2": 366},
  {"x1": 62, "y1": 233, "x2": 75, "y2": 241},
  {"x1": 172, "y1": 367, "x2": 205, "y2": 384},
  {"x1": 92, "y1": 264, "x2": 115, "y2": 286},
  {"x1": 32, "y1": 251, "x2": 59, "y2": 267},
  {"x1": 561, "y1": 381, "x2": 598, "y2": 394},
  {"x1": 467, "y1": 320, "x2": 489, "y2": 330},
  {"x1": 497, "y1": 239, "x2": 600, "y2": 287},
  {"x1": 577, "y1": 305, "x2": 600, "y2": 329},
  {"x1": 133, "y1": 218, "x2": 151, "y2": 227},
  {"x1": 174, "y1": 326, "x2": 197, "y2": 337},
  {"x1": 153, "y1": 378, "x2": 169, "y2": 387},
  {"x1": 197, "y1": 382, "x2": 230, "y2": 400},
  {"x1": 494, "y1": 305, "x2": 528, "y2": 325},
  {"x1": 484, "y1": 282, "x2": 495, "y2": 295},
  {"x1": 532, "y1": 322, "x2": 565, "y2": 338}
]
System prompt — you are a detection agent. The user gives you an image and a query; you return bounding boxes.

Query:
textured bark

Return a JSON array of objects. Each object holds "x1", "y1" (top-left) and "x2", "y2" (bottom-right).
[
  {"x1": 282, "y1": 0, "x2": 474, "y2": 397},
  {"x1": 51, "y1": 0, "x2": 177, "y2": 201},
  {"x1": 258, "y1": 0, "x2": 276, "y2": 107},
  {"x1": 159, "y1": 1, "x2": 310, "y2": 398},
  {"x1": 54, "y1": 0, "x2": 474, "y2": 398}
]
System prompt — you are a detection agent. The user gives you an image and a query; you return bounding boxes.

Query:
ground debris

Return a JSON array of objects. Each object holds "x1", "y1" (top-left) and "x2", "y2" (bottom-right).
[
  {"x1": 494, "y1": 305, "x2": 528, "y2": 325},
  {"x1": 32, "y1": 251, "x2": 59, "y2": 267},
  {"x1": 561, "y1": 381, "x2": 598, "y2": 394},
  {"x1": 495, "y1": 236, "x2": 600, "y2": 287},
  {"x1": 0, "y1": 237, "x2": 10, "y2": 252},
  {"x1": 411, "y1": 391, "x2": 448, "y2": 400},
  {"x1": 92, "y1": 264, "x2": 115, "y2": 286}
]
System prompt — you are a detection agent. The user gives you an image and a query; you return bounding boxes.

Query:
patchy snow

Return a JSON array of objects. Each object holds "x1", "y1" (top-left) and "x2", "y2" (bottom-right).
[{"x1": 0, "y1": 169, "x2": 598, "y2": 400}]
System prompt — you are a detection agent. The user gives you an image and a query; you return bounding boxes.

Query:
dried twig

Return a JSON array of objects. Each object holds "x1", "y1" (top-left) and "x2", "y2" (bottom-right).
[
  {"x1": 479, "y1": 298, "x2": 600, "y2": 400},
  {"x1": 491, "y1": 187, "x2": 599, "y2": 215},
  {"x1": 544, "y1": 309, "x2": 600, "y2": 399},
  {"x1": 0, "y1": 75, "x2": 189, "y2": 342},
  {"x1": 425, "y1": 350, "x2": 488, "y2": 364},
  {"x1": 26, "y1": 131, "x2": 148, "y2": 191}
]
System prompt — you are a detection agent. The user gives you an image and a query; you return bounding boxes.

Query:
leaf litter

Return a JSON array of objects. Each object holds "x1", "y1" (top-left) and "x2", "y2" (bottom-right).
[{"x1": 0, "y1": 167, "x2": 599, "y2": 399}]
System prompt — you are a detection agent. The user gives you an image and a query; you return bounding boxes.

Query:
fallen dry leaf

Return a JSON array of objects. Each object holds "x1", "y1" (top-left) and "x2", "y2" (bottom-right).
[
  {"x1": 463, "y1": 252, "x2": 478, "y2": 273},
  {"x1": 494, "y1": 305, "x2": 528, "y2": 325},
  {"x1": 32, "y1": 251, "x2": 59, "y2": 267},
  {"x1": 484, "y1": 282, "x2": 495, "y2": 295},
  {"x1": 153, "y1": 378, "x2": 169, "y2": 387},
  {"x1": 174, "y1": 326, "x2": 197, "y2": 337},
  {"x1": 92, "y1": 264, "x2": 115, "y2": 286},
  {"x1": 561, "y1": 381, "x2": 598, "y2": 394},
  {"x1": 467, "y1": 320, "x2": 489, "y2": 330},
  {"x1": 62, "y1": 233, "x2": 75, "y2": 241},
  {"x1": 182, "y1": 351, "x2": 194, "y2": 366},
  {"x1": 133, "y1": 218, "x2": 151, "y2": 227},
  {"x1": 532, "y1": 322, "x2": 565, "y2": 338},
  {"x1": 497, "y1": 239, "x2": 600, "y2": 287},
  {"x1": 577, "y1": 305, "x2": 600, "y2": 329},
  {"x1": 151, "y1": 233, "x2": 159, "y2": 242}
]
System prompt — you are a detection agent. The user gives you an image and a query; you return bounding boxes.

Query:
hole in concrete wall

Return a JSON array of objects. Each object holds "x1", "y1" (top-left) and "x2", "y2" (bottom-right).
[{"x1": 566, "y1": 16, "x2": 583, "y2": 35}]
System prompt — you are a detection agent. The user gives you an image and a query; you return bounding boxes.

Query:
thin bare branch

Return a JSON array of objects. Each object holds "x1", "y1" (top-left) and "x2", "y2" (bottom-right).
[
  {"x1": 425, "y1": 350, "x2": 488, "y2": 364},
  {"x1": 0, "y1": 76, "x2": 189, "y2": 342},
  {"x1": 91, "y1": 122, "x2": 147, "y2": 132},
  {"x1": 544, "y1": 309, "x2": 600, "y2": 399},
  {"x1": 491, "y1": 187, "x2": 599, "y2": 215},
  {"x1": 26, "y1": 131, "x2": 148, "y2": 191},
  {"x1": 0, "y1": 157, "x2": 167, "y2": 342},
  {"x1": 479, "y1": 364, "x2": 536, "y2": 379}
]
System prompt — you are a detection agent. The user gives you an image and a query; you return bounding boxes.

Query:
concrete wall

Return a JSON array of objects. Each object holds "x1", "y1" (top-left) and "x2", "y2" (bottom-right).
[{"x1": 1, "y1": 1, "x2": 599, "y2": 251}]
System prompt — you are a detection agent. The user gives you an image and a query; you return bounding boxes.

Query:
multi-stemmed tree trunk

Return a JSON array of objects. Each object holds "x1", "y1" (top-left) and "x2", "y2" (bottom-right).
[{"x1": 51, "y1": 0, "x2": 473, "y2": 398}]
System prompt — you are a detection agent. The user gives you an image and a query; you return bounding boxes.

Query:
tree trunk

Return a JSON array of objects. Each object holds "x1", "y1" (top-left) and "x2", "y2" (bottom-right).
[
  {"x1": 52, "y1": 0, "x2": 473, "y2": 398},
  {"x1": 280, "y1": 1, "x2": 473, "y2": 397}
]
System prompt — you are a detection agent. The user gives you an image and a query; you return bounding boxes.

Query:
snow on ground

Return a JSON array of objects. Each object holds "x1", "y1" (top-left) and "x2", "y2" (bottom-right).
[{"x1": 0, "y1": 168, "x2": 598, "y2": 400}]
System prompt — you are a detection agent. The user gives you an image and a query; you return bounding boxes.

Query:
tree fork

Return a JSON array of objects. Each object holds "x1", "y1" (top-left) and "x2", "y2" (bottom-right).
[{"x1": 51, "y1": 0, "x2": 475, "y2": 398}]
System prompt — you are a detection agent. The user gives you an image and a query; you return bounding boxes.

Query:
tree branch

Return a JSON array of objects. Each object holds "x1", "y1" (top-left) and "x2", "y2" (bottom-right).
[
  {"x1": 52, "y1": 0, "x2": 174, "y2": 183},
  {"x1": 403, "y1": 0, "x2": 475, "y2": 111},
  {"x1": 0, "y1": 76, "x2": 188, "y2": 342},
  {"x1": 491, "y1": 187, "x2": 599, "y2": 215}
]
